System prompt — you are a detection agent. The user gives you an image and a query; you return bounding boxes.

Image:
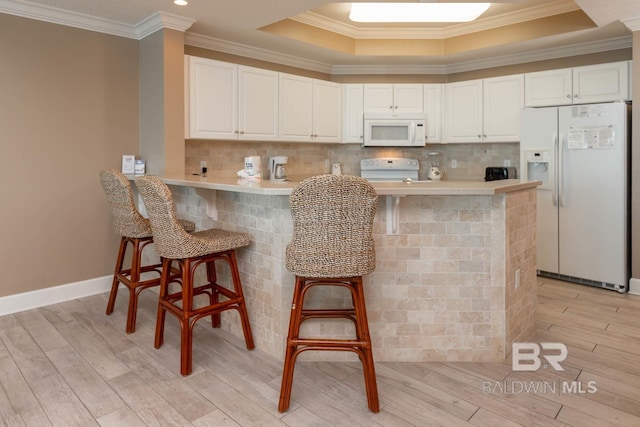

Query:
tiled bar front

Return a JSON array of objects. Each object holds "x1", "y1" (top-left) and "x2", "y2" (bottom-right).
[{"x1": 162, "y1": 185, "x2": 537, "y2": 362}]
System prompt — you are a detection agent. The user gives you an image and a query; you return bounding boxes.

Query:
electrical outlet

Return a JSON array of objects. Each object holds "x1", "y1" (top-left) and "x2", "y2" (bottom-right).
[
  {"x1": 504, "y1": 159, "x2": 511, "y2": 167},
  {"x1": 451, "y1": 159, "x2": 457, "y2": 169},
  {"x1": 515, "y1": 269, "x2": 520, "y2": 289}
]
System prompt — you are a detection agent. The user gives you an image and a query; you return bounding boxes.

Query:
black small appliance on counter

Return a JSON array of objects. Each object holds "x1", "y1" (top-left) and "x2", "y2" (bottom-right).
[{"x1": 484, "y1": 166, "x2": 517, "y2": 181}]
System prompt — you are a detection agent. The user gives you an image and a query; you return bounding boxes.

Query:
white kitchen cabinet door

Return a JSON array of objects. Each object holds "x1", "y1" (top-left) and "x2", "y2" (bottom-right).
[
  {"x1": 343, "y1": 84, "x2": 364, "y2": 144},
  {"x1": 237, "y1": 65, "x2": 278, "y2": 141},
  {"x1": 572, "y1": 61, "x2": 629, "y2": 104},
  {"x1": 483, "y1": 74, "x2": 524, "y2": 142},
  {"x1": 423, "y1": 84, "x2": 442, "y2": 143},
  {"x1": 363, "y1": 84, "x2": 424, "y2": 114},
  {"x1": 313, "y1": 80, "x2": 342, "y2": 143},
  {"x1": 524, "y1": 68, "x2": 572, "y2": 107},
  {"x1": 186, "y1": 56, "x2": 237, "y2": 139},
  {"x1": 278, "y1": 73, "x2": 313, "y2": 142},
  {"x1": 444, "y1": 80, "x2": 483, "y2": 143},
  {"x1": 524, "y1": 61, "x2": 630, "y2": 107}
]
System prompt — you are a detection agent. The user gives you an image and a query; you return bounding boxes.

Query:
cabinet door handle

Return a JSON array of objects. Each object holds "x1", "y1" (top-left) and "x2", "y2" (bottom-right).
[
  {"x1": 573, "y1": 94, "x2": 579, "y2": 98},
  {"x1": 566, "y1": 94, "x2": 571, "y2": 98}
]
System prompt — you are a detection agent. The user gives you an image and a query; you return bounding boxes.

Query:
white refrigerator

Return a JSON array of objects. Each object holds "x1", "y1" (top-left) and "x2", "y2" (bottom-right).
[{"x1": 520, "y1": 102, "x2": 630, "y2": 292}]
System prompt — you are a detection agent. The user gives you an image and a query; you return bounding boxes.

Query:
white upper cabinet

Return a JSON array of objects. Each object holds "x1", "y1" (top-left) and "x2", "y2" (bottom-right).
[
  {"x1": 525, "y1": 61, "x2": 630, "y2": 107},
  {"x1": 423, "y1": 84, "x2": 443, "y2": 143},
  {"x1": 444, "y1": 80, "x2": 483, "y2": 143},
  {"x1": 279, "y1": 73, "x2": 342, "y2": 143},
  {"x1": 363, "y1": 84, "x2": 424, "y2": 114},
  {"x1": 186, "y1": 56, "x2": 237, "y2": 139},
  {"x1": 237, "y1": 65, "x2": 279, "y2": 140},
  {"x1": 445, "y1": 74, "x2": 524, "y2": 143},
  {"x1": 483, "y1": 74, "x2": 524, "y2": 142},
  {"x1": 185, "y1": 56, "x2": 278, "y2": 140},
  {"x1": 343, "y1": 84, "x2": 364, "y2": 144}
]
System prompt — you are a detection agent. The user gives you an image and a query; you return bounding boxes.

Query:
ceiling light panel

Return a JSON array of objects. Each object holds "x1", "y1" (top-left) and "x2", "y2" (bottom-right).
[{"x1": 349, "y1": 3, "x2": 491, "y2": 23}]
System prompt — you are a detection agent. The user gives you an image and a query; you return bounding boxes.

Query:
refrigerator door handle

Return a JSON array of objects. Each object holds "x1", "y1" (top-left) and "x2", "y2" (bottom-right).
[
  {"x1": 558, "y1": 133, "x2": 564, "y2": 207},
  {"x1": 552, "y1": 133, "x2": 558, "y2": 207}
]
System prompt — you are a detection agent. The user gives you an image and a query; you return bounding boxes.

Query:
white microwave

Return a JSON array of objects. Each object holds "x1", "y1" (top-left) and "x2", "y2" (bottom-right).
[{"x1": 363, "y1": 113, "x2": 426, "y2": 147}]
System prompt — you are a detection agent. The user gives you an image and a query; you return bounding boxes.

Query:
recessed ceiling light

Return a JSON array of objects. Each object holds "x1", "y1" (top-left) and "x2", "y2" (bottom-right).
[
  {"x1": 349, "y1": 3, "x2": 491, "y2": 23},
  {"x1": 174, "y1": 0, "x2": 188, "y2": 6}
]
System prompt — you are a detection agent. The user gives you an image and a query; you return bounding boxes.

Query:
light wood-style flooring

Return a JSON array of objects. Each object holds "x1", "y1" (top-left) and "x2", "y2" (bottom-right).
[{"x1": 2, "y1": 276, "x2": 640, "y2": 426}]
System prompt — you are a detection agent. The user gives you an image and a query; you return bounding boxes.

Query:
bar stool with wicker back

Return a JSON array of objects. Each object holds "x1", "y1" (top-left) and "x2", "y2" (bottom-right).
[
  {"x1": 278, "y1": 174, "x2": 380, "y2": 413},
  {"x1": 135, "y1": 175, "x2": 254, "y2": 376},
  {"x1": 99, "y1": 170, "x2": 196, "y2": 334}
]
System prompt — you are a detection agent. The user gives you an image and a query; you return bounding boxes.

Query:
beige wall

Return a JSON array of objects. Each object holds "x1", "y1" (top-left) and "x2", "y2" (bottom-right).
[{"x1": 0, "y1": 14, "x2": 139, "y2": 297}]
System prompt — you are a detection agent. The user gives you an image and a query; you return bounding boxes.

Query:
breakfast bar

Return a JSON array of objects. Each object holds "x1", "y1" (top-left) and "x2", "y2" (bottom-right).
[{"x1": 141, "y1": 175, "x2": 540, "y2": 363}]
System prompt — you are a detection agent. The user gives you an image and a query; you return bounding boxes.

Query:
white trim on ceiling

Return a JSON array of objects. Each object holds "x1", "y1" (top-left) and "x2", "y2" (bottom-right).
[
  {"x1": 292, "y1": 0, "x2": 580, "y2": 39},
  {"x1": 0, "y1": 0, "x2": 194, "y2": 38},
  {"x1": 0, "y1": 0, "x2": 632, "y2": 75},
  {"x1": 184, "y1": 32, "x2": 334, "y2": 74}
]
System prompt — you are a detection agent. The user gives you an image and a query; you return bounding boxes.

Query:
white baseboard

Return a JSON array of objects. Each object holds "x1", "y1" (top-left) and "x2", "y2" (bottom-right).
[
  {"x1": 629, "y1": 277, "x2": 640, "y2": 295},
  {"x1": 0, "y1": 276, "x2": 113, "y2": 316}
]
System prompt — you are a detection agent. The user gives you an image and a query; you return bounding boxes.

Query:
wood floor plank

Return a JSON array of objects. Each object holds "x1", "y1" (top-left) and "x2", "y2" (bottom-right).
[
  {"x1": 507, "y1": 371, "x2": 640, "y2": 426},
  {"x1": 422, "y1": 369, "x2": 565, "y2": 425},
  {"x1": 30, "y1": 373, "x2": 99, "y2": 427},
  {"x1": 186, "y1": 369, "x2": 287, "y2": 427},
  {"x1": 0, "y1": 351, "x2": 42, "y2": 414},
  {"x1": 107, "y1": 372, "x2": 192, "y2": 426},
  {"x1": 0, "y1": 326, "x2": 58, "y2": 383},
  {"x1": 468, "y1": 408, "x2": 523, "y2": 426},
  {"x1": 52, "y1": 321, "x2": 131, "y2": 381},
  {"x1": 45, "y1": 347, "x2": 126, "y2": 418},
  {"x1": 14, "y1": 309, "x2": 70, "y2": 353},
  {"x1": 95, "y1": 406, "x2": 147, "y2": 427},
  {"x1": 548, "y1": 323, "x2": 640, "y2": 355},
  {"x1": 555, "y1": 405, "x2": 620, "y2": 427},
  {"x1": 536, "y1": 305, "x2": 609, "y2": 331},
  {"x1": 427, "y1": 363, "x2": 563, "y2": 420},
  {"x1": 192, "y1": 408, "x2": 243, "y2": 427},
  {"x1": 375, "y1": 362, "x2": 479, "y2": 421}
]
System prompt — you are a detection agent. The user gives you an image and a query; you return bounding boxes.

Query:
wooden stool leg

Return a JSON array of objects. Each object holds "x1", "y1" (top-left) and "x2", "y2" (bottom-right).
[
  {"x1": 106, "y1": 237, "x2": 127, "y2": 316},
  {"x1": 278, "y1": 276, "x2": 305, "y2": 412},
  {"x1": 206, "y1": 260, "x2": 221, "y2": 328},
  {"x1": 180, "y1": 258, "x2": 196, "y2": 376},
  {"x1": 352, "y1": 278, "x2": 379, "y2": 413},
  {"x1": 154, "y1": 257, "x2": 173, "y2": 349},
  {"x1": 125, "y1": 238, "x2": 143, "y2": 334},
  {"x1": 226, "y1": 250, "x2": 255, "y2": 350}
]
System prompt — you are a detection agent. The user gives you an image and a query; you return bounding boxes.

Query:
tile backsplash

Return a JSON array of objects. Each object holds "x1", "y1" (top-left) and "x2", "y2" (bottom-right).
[{"x1": 186, "y1": 140, "x2": 520, "y2": 181}]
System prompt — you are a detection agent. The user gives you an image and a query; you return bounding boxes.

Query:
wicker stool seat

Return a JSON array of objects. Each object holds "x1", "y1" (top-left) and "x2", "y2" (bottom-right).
[
  {"x1": 135, "y1": 175, "x2": 254, "y2": 376},
  {"x1": 100, "y1": 170, "x2": 195, "y2": 334},
  {"x1": 278, "y1": 174, "x2": 380, "y2": 413}
]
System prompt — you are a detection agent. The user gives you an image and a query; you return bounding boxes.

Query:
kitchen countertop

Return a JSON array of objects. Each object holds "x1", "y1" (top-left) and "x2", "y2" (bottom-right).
[{"x1": 155, "y1": 174, "x2": 541, "y2": 196}]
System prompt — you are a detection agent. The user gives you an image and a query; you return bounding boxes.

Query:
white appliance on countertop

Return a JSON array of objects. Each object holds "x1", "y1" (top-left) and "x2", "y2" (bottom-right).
[
  {"x1": 269, "y1": 156, "x2": 288, "y2": 181},
  {"x1": 363, "y1": 113, "x2": 426, "y2": 147},
  {"x1": 360, "y1": 157, "x2": 419, "y2": 181},
  {"x1": 520, "y1": 101, "x2": 630, "y2": 292}
]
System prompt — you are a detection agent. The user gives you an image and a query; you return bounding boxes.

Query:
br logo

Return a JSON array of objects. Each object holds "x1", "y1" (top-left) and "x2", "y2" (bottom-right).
[{"x1": 512, "y1": 342, "x2": 568, "y2": 371}]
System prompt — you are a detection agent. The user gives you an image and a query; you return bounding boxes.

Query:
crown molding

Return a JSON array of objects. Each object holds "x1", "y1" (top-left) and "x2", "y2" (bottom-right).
[
  {"x1": 135, "y1": 11, "x2": 195, "y2": 39},
  {"x1": 622, "y1": 16, "x2": 640, "y2": 32},
  {"x1": 0, "y1": 0, "x2": 632, "y2": 75},
  {"x1": 292, "y1": 0, "x2": 580, "y2": 40},
  {"x1": 444, "y1": 35, "x2": 632, "y2": 74},
  {"x1": 185, "y1": 33, "x2": 334, "y2": 74},
  {"x1": 0, "y1": 0, "x2": 194, "y2": 39}
]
